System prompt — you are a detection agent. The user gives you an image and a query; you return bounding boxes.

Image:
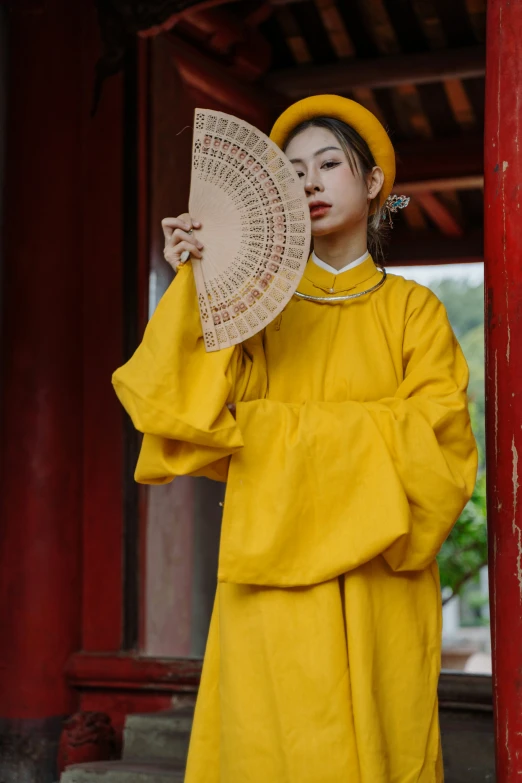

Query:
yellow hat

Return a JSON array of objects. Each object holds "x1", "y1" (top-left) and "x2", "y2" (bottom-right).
[{"x1": 270, "y1": 94, "x2": 396, "y2": 205}]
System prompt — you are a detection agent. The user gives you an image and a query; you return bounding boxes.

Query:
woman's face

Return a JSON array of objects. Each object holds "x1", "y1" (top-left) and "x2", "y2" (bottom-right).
[{"x1": 285, "y1": 126, "x2": 381, "y2": 237}]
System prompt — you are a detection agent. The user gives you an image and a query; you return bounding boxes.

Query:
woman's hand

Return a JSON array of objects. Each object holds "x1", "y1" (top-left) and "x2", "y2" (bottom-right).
[{"x1": 161, "y1": 213, "x2": 204, "y2": 272}]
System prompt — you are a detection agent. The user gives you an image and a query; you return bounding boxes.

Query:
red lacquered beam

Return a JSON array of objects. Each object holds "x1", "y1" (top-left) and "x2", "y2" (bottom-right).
[
  {"x1": 66, "y1": 653, "x2": 202, "y2": 693},
  {"x1": 166, "y1": 35, "x2": 278, "y2": 131},
  {"x1": 80, "y1": 0, "x2": 126, "y2": 654},
  {"x1": 484, "y1": 1, "x2": 522, "y2": 778},
  {"x1": 0, "y1": 0, "x2": 84, "y2": 724}
]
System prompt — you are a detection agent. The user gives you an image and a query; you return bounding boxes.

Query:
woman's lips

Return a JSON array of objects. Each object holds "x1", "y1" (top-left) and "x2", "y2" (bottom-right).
[{"x1": 309, "y1": 204, "x2": 331, "y2": 219}]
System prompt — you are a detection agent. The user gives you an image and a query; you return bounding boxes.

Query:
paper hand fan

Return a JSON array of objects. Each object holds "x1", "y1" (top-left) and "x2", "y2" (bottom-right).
[{"x1": 187, "y1": 109, "x2": 311, "y2": 352}]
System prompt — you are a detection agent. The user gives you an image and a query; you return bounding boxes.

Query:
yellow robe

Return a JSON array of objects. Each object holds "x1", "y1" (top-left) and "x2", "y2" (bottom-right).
[{"x1": 113, "y1": 256, "x2": 477, "y2": 783}]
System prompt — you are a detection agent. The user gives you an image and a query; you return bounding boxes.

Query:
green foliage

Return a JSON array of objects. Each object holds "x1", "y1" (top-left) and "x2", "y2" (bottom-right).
[
  {"x1": 460, "y1": 325, "x2": 485, "y2": 468},
  {"x1": 431, "y1": 278, "x2": 485, "y2": 469},
  {"x1": 437, "y1": 472, "x2": 487, "y2": 604},
  {"x1": 428, "y1": 276, "x2": 488, "y2": 607},
  {"x1": 430, "y1": 279, "x2": 484, "y2": 340}
]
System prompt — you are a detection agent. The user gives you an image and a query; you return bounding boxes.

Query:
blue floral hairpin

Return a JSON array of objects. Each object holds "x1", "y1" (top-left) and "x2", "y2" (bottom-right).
[{"x1": 383, "y1": 194, "x2": 410, "y2": 227}]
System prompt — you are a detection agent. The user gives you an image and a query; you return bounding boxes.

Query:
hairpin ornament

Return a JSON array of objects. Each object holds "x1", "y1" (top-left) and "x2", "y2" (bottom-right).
[{"x1": 383, "y1": 194, "x2": 410, "y2": 227}]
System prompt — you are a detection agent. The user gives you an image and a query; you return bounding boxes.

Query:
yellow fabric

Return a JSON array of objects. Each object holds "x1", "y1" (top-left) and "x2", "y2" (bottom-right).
[
  {"x1": 113, "y1": 258, "x2": 477, "y2": 783},
  {"x1": 270, "y1": 95, "x2": 396, "y2": 204}
]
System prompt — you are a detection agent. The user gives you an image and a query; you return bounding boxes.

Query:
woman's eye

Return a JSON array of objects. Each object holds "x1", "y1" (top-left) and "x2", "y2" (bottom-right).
[
  {"x1": 296, "y1": 171, "x2": 305, "y2": 178},
  {"x1": 322, "y1": 160, "x2": 340, "y2": 170}
]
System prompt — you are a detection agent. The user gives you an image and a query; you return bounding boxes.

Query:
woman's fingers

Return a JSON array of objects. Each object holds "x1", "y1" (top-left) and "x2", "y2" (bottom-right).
[
  {"x1": 161, "y1": 213, "x2": 190, "y2": 241},
  {"x1": 162, "y1": 214, "x2": 203, "y2": 270},
  {"x1": 161, "y1": 215, "x2": 201, "y2": 241},
  {"x1": 163, "y1": 239, "x2": 202, "y2": 271},
  {"x1": 168, "y1": 227, "x2": 204, "y2": 250}
]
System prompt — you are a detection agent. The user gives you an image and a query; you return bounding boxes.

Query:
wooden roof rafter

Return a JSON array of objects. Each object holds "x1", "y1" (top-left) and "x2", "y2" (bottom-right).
[
  {"x1": 138, "y1": 0, "x2": 487, "y2": 262},
  {"x1": 263, "y1": 44, "x2": 485, "y2": 95}
]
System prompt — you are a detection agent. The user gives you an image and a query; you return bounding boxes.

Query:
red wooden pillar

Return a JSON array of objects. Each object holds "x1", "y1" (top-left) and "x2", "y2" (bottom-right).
[
  {"x1": 0, "y1": 1, "x2": 84, "y2": 778},
  {"x1": 485, "y1": 1, "x2": 522, "y2": 778}
]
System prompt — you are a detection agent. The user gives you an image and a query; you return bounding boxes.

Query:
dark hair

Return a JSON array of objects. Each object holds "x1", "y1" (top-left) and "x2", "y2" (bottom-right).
[{"x1": 284, "y1": 117, "x2": 387, "y2": 261}]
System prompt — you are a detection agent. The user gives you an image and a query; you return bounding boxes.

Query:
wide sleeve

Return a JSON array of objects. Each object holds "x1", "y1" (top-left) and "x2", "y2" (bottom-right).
[
  {"x1": 218, "y1": 287, "x2": 478, "y2": 586},
  {"x1": 112, "y1": 263, "x2": 267, "y2": 484}
]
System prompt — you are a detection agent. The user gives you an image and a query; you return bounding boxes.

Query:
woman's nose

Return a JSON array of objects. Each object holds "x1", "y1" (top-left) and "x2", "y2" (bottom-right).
[{"x1": 304, "y1": 179, "x2": 324, "y2": 194}]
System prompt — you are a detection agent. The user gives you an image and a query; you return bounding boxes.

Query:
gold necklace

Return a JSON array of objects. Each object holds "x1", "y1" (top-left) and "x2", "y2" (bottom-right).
[{"x1": 293, "y1": 266, "x2": 387, "y2": 303}]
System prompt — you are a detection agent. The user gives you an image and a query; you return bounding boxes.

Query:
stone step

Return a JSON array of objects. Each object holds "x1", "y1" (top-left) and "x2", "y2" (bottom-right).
[
  {"x1": 60, "y1": 759, "x2": 185, "y2": 783},
  {"x1": 122, "y1": 707, "x2": 193, "y2": 762}
]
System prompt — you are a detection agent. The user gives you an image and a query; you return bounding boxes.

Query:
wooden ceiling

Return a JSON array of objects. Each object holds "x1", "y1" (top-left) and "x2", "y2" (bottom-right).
[{"x1": 167, "y1": 0, "x2": 486, "y2": 264}]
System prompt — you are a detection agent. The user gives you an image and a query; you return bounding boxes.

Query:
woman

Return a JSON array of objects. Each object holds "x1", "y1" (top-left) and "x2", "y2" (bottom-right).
[{"x1": 113, "y1": 95, "x2": 477, "y2": 782}]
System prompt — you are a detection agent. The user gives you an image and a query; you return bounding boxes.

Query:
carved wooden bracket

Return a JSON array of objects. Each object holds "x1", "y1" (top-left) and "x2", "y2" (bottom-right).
[
  {"x1": 93, "y1": 0, "x2": 234, "y2": 111},
  {"x1": 57, "y1": 711, "x2": 118, "y2": 774}
]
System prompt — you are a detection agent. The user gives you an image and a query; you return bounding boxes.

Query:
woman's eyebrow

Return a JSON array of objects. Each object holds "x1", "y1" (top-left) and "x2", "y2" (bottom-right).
[{"x1": 289, "y1": 146, "x2": 343, "y2": 164}]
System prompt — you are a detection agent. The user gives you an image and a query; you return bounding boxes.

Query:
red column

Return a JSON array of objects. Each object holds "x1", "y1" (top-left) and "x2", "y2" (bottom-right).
[
  {"x1": 485, "y1": 1, "x2": 522, "y2": 778},
  {"x1": 0, "y1": 0, "x2": 84, "y2": 776}
]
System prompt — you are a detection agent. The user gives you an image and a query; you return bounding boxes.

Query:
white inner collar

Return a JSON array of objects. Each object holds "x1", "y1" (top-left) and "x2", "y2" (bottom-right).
[{"x1": 312, "y1": 249, "x2": 369, "y2": 275}]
